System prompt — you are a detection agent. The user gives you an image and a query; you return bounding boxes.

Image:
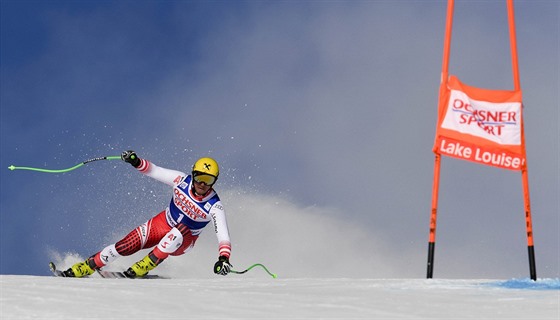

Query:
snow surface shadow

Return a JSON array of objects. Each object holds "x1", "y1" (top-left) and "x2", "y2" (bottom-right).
[{"x1": 484, "y1": 278, "x2": 560, "y2": 290}]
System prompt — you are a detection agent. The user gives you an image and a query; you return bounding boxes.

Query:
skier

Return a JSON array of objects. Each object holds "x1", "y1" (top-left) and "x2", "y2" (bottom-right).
[{"x1": 63, "y1": 150, "x2": 232, "y2": 278}]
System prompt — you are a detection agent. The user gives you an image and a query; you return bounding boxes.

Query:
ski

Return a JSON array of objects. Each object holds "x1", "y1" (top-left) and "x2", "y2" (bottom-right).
[
  {"x1": 49, "y1": 262, "x2": 165, "y2": 279},
  {"x1": 96, "y1": 270, "x2": 129, "y2": 279},
  {"x1": 97, "y1": 269, "x2": 166, "y2": 279},
  {"x1": 49, "y1": 262, "x2": 81, "y2": 278}
]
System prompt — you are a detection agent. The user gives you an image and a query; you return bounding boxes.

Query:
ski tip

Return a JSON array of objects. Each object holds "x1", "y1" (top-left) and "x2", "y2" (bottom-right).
[{"x1": 49, "y1": 261, "x2": 68, "y2": 277}]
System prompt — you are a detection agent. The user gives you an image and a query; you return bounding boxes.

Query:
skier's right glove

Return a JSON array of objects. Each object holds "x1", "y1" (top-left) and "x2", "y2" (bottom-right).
[
  {"x1": 121, "y1": 150, "x2": 141, "y2": 168},
  {"x1": 213, "y1": 256, "x2": 232, "y2": 276}
]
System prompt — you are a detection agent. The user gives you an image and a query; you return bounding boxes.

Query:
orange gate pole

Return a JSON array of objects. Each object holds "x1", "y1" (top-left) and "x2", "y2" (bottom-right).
[
  {"x1": 427, "y1": 0, "x2": 454, "y2": 279},
  {"x1": 507, "y1": 0, "x2": 537, "y2": 280}
]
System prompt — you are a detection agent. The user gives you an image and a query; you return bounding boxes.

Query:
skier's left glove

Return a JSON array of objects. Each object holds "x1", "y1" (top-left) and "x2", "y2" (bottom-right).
[{"x1": 213, "y1": 256, "x2": 232, "y2": 276}]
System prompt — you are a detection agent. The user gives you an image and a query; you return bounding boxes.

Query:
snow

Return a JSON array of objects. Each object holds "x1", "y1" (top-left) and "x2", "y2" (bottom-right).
[{"x1": 1, "y1": 275, "x2": 558, "y2": 319}]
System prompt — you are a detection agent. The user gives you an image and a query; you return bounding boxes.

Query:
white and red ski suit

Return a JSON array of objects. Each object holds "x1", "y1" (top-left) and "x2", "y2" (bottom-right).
[{"x1": 91, "y1": 158, "x2": 231, "y2": 268}]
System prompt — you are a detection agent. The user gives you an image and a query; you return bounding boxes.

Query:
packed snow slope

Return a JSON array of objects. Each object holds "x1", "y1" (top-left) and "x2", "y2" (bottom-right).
[{"x1": 1, "y1": 275, "x2": 558, "y2": 319}]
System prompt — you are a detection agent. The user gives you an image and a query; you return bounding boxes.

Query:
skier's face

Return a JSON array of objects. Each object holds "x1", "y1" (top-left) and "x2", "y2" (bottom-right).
[{"x1": 192, "y1": 179, "x2": 212, "y2": 195}]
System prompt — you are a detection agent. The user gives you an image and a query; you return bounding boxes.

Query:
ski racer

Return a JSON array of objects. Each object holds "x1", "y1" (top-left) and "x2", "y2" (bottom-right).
[{"x1": 63, "y1": 150, "x2": 232, "y2": 278}]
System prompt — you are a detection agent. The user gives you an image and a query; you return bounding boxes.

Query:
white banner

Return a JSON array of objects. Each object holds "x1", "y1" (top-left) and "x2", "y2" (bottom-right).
[{"x1": 441, "y1": 89, "x2": 522, "y2": 146}]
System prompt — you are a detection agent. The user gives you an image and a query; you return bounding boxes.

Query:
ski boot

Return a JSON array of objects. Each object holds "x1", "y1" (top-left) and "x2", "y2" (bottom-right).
[
  {"x1": 123, "y1": 255, "x2": 158, "y2": 278},
  {"x1": 64, "y1": 256, "x2": 98, "y2": 278}
]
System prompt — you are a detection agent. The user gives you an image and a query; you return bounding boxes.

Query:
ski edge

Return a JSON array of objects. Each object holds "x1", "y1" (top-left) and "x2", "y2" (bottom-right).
[{"x1": 97, "y1": 269, "x2": 167, "y2": 280}]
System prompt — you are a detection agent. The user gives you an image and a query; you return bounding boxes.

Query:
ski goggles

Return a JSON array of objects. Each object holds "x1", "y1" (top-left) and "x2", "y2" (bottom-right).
[{"x1": 192, "y1": 172, "x2": 217, "y2": 186}]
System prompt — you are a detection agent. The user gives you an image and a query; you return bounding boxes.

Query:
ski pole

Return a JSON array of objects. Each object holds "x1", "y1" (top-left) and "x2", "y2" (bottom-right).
[
  {"x1": 8, "y1": 156, "x2": 121, "y2": 173},
  {"x1": 231, "y1": 263, "x2": 277, "y2": 278}
]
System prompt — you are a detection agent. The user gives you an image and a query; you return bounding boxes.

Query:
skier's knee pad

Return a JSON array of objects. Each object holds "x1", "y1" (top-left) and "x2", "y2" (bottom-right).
[{"x1": 156, "y1": 227, "x2": 184, "y2": 255}]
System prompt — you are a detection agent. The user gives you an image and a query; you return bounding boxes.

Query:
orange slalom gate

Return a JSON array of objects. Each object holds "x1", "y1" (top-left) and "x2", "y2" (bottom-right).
[{"x1": 427, "y1": 0, "x2": 536, "y2": 280}]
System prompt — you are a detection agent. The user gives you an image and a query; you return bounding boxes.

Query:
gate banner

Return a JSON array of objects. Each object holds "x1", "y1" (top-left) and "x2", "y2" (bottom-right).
[{"x1": 433, "y1": 76, "x2": 526, "y2": 170}]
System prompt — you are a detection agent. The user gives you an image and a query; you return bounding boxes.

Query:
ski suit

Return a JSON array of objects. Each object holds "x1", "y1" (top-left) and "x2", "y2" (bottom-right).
[{"x1": 91, "y1": 158, "x2": 231, "y2": 268}]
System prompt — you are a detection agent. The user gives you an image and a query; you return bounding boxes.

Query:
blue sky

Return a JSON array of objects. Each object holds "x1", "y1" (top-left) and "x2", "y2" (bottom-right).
[{"x1": 1, "y1": 1, "x2": 558, "y2": 279}]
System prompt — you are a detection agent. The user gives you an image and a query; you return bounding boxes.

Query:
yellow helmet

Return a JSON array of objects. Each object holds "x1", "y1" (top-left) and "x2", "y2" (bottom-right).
[{"x1": 192, "y1": 157, "x2": 219, "y2": 185}]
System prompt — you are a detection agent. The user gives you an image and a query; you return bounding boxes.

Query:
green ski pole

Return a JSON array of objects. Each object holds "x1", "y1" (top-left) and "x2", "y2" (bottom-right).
[
  {"x1": 8, "y1": 156, "x2": 121, "y2": 173},
  {"x1": 231, "y1": 263, "x2": 277, "y2": 278}
]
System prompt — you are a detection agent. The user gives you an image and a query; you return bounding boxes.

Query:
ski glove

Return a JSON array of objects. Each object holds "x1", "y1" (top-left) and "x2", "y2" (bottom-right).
[
  {"x1": 213, "y1": 256, "x2": 232, "y2": 276},
  {"x1": 121, "y1": 150, "x2": 141, "y2": 168}
]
